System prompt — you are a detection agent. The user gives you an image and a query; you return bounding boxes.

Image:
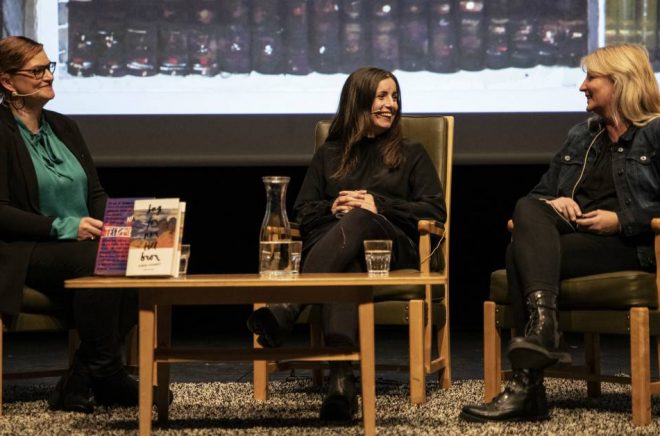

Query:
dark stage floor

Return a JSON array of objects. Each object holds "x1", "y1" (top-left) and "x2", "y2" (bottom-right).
[{"x1": 2, "y1": 327, "x2": 647, "y2": 388}]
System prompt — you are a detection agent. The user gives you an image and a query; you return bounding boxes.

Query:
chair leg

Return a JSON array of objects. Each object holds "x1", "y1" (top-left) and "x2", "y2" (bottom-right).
[
  {"x1": 253, "y1": 303, "x2": 269, "y2": 401},
  {"x1": 436, "y1": 291, "x2": 451, "y2": 389},
  {"x1": 584, "y1": 333, "x2": 601, "y2": 397},
  {"x1": 409, "y1": 300, "x2": 425, "y2": 404},
  {"x1": 630, "y1": 307, "x2": 651, "y2": 426},
  {"x1": 483, "y1": 301, "x2": 502, "y2": 402}
]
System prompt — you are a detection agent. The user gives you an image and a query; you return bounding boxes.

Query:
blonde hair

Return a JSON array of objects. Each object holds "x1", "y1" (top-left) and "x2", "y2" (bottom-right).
[{"x1": 581, "y1": 44, "x2": 660, "y2": 127}]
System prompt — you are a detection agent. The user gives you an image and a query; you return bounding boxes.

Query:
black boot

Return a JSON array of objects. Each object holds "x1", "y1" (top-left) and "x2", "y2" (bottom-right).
[
  {"x1": 247, "y1": 304, "x2": 300, "y2": 348},
  {"x1": 92, "y1": 369, "x2": 139, "y2": 407},
  {"x1": 508, "y1": 291, "x2": 572, "y2": 370},
  {"x1": 460, "y1": 369, "x2": 549, "y2": 422},
  {"x1": 49, "y1": 354, "x2": 94, "y2": 414},
  {"x1": 320, "y1": 363, "x2": 358, "y2": 422}
]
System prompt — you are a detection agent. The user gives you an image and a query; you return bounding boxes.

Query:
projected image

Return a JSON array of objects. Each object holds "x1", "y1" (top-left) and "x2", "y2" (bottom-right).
[
  {"x1": 63, "y1": 0, "x2": 588, "y2": 77},
  {"x1": 5, "y1": 1, "x2": 655, "y2": 114}
]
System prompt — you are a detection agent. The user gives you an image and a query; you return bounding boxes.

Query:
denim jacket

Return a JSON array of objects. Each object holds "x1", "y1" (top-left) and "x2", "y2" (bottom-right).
[{"x1": 529, "y1": 117, "x2": 660, "y2": 268}]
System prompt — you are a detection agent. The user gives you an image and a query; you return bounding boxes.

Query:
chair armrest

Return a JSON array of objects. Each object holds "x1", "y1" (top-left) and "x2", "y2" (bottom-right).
[
  {"x1": 418, "y1": 219, "x2": 445, "y2": 238},
  {"x1": 507, "y1": 219, "x2": 514, "y2": 232},
  {"x1": 651, "y1": 218, "x2": 660, "y2": 233},
  {"x1": 291, "y1": 222, "x2": 301, "y2": 239}
]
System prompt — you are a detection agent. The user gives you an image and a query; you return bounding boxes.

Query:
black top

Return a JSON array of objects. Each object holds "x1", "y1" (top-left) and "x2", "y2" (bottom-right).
[
  {"x1": 574, "y1": 135, "x2": 618, "y2": 213},
  {"x1": 293, "y1": 138, "x2": 446, "y2": 244},
  {"x1": 0, "y1": 105, "x2": 107, "y2": 315}
]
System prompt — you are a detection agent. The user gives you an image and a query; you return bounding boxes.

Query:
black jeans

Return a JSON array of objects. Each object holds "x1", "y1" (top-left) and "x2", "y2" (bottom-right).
[
  {"x1": 283, "y1": 208, "x2": 418, "y2": 347},
  {"x1": 507, "y1": 197, "x2": 643, "y2": 332},
  {"x1": 25, "y1": 240, "x2": 137, "y2": 378}
]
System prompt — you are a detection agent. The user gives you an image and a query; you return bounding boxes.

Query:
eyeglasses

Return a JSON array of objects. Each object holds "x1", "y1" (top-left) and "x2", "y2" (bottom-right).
[{"x1": 10, "y1": 62, "x2": 57, "y2": 80}]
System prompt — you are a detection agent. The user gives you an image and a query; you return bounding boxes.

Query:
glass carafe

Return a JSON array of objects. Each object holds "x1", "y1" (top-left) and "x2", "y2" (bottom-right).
[{"x1": 259, "y1": 176, "x2": 292, "y2": 277}]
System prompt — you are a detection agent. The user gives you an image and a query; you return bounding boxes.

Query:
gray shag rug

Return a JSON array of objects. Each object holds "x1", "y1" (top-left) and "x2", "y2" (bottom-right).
[{"x1": 1, "y1": 377, "x2": 659, "y2": 435}]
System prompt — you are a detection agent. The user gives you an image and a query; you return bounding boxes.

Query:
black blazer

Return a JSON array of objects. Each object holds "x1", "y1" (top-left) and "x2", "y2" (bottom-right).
[{"x1": 0, "y1": 105, "x2": 107, "y2": 315}]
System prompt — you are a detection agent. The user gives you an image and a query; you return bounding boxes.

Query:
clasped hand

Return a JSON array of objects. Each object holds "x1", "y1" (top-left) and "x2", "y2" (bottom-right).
[
  {"x1": 332, "y1": 190, "x2": 378, "y2": 214},
  {"x1": 545, "y1": 197, "x2": 620, "y2": 234},
  {"x1": 77, "y1": 216, "x2": 103, "y2": 241}
]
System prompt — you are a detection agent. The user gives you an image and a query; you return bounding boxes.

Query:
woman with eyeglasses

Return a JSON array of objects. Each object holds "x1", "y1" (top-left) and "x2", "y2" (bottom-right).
[{"x1": 0, "y1": 36, "x2": 139, "y2": 413}]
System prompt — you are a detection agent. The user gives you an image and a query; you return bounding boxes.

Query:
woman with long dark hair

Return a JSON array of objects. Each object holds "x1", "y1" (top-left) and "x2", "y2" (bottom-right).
[{"x1": 248, "y1": 67, "x2": 446, "y2": 421}]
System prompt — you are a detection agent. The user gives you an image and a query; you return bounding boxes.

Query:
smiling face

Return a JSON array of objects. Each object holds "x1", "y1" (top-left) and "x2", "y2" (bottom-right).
[
  {"x1": 579, "y1": 71, "x2": 614, "y2": 118},
  {"x1": 369, "y1": 77, "x2": 398, "y2": 136},
  {"x1": 3, "y1": 50, "x2": 55, "y2": 104}
]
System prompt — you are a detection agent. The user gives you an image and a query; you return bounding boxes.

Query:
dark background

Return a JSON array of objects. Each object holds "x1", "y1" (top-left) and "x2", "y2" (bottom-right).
[{"x1": 97, "y1": 162, "x2": 547, "y2": 335}]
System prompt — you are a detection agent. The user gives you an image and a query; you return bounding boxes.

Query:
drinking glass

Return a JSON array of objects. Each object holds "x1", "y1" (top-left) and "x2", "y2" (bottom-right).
[
  {"x1": 363, "y1": 240, "x2": 392, "y2": 276},
  {"x1": 179, "y1": 244, "x2": 191, "y2": 275}
]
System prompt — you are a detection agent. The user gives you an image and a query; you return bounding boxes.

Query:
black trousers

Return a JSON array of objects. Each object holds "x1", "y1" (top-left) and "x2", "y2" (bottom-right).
[
  {"x1": 25, "y1": 240, "x2": 137, "y2": 378},
  {"x1": 507, "y1": 197, "x2": 643, "y2": 332},
  {"x1": 297, "y1": 208, "x2": 418, "y2": 346}
]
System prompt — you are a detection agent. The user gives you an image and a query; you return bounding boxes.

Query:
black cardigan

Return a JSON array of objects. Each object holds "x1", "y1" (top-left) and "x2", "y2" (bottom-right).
[{"x1": 0, "y1": 105, "x2": 107, "y2": 315}]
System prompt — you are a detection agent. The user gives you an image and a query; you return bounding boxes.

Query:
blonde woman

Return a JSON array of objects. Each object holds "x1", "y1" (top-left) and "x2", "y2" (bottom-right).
[{"x1": 462, "y1": 44, "x2": 660, "y2": 422}]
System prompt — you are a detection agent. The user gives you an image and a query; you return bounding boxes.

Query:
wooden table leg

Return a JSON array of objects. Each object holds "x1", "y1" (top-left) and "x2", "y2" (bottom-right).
[
  {"x1": 358, "y1": 300, "x2": 376, "y2": 436},
  {"x1": 156, "y1": 305, "x2": 172, "y2": 422},
  {"x1": 139, "y1": 291, "x2": 155, "y2": 436},
  {"x1": 253, "y1": 303, "x2": 268, "y2": 401}
]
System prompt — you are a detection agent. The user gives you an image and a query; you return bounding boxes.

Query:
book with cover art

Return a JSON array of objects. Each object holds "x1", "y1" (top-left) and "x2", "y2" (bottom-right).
[
  {"x1": 126, "y1": 198, "x2": 185, "y2": 277},
  {"x1": 94, "y1": 197, "x2": 145, "y2": 276}
]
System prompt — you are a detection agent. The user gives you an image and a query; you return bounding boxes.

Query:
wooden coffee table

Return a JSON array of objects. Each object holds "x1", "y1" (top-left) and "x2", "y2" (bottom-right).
[{"x1": 65, "y1": 272, "x2": 445, "y2": 435}]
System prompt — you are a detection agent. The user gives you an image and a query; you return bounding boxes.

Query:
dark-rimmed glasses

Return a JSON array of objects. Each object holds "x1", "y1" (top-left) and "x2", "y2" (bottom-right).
[{"x1": 10, "y1": 62, "x2": 56, "y2": 80}]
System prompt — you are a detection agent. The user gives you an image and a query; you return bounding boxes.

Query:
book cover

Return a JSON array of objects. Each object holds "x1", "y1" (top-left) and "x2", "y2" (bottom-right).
[
  {"x1": 126, "y1": 198, "x2": 183, "y2": 277},
  {"x1": 94, "y1": 197, "x2": 143, "y2": 276}
]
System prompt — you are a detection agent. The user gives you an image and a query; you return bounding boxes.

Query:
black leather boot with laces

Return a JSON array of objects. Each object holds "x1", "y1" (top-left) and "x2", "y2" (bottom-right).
[
  {"x1": 460, "y1": 368, "x2": 549, "y2": 422},
  {"x1": 508, "y1": 290, "x2": 572, "y2": 369}
]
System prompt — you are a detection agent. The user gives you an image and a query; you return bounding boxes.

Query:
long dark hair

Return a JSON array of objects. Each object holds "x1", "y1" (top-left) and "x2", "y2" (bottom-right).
[{"x1": 328, "y1": 67, "x2": 403, "y2": 179}]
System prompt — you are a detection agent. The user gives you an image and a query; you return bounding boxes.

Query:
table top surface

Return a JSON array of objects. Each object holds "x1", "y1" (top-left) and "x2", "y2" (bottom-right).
[{"x1": 65, "y1": 271, "x2": 447, "y2": 289}]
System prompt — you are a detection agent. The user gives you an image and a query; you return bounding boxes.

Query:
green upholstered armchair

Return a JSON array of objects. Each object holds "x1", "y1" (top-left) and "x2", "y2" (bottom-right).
[
  {"x1": 254, "y1": 115, "x2": 454, "y2": 405},
  {"x1": 483, "y1": 219, "x2": 660, "y2": 426}
]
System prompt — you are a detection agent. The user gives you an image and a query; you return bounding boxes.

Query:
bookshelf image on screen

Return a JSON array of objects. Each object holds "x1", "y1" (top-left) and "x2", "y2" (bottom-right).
[{"x1": 4, "y1": 0, "x2": 657, "y2": 114}]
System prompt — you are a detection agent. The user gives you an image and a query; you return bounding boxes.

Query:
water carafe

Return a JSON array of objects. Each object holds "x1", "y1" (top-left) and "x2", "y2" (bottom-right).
[{"x1": 259, "y1": 176, "x2": 292, "y2": 277}]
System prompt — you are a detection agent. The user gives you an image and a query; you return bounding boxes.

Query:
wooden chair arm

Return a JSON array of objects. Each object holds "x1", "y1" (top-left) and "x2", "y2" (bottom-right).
[
  {"x1": 651, "y1": 218, "x2": 660, "y2": 233},
  {"x1": 418, "y1": 219, "x2": 445, "y2": 238},
  {"x1": 507, "y1": 219, "x2": 514, "y2": 232},
  {"x1": 291, "y1": 222, "x2": 301, "y2": 239}
]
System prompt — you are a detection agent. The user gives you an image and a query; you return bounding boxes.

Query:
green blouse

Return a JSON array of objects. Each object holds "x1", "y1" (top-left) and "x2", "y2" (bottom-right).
[{"x1": 15, "y1": 115, "x2": 89, "y2": 239}]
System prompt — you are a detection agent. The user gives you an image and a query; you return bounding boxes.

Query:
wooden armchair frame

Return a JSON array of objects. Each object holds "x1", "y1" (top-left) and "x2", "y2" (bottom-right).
[{"x1": 254, "y1": 115, "x2": 454, "y2": 405}]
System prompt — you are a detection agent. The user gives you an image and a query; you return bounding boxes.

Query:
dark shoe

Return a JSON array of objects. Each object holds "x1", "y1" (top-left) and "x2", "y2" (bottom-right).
[
  {"x1": 508, "y1": 291, "x2": 572, "y2": 370},
  {"x1": 92, "y1": 369, "x2": 139, "y2": 407},
  {"x1": 247, "y1": 304, "x2": 299, "y2": 348},
  {"x1": 93, "y1": 370, "x2": 174, "y2": 407},
  {"x1": 460, "y1": 369, "x2": 549, "y2": 422},
  {"x1": 49, "y1": 365, "x2": 94, "y2": 414},
  {"x1": 320, "y1": 365, "x2": 358, "y2": 422}
]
